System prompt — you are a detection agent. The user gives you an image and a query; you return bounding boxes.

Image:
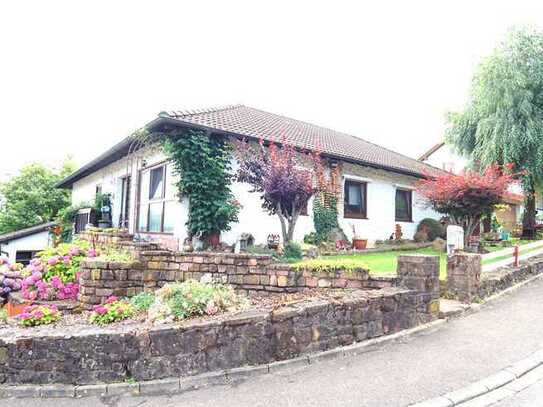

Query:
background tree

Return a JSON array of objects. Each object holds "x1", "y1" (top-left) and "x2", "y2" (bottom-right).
[
  {"x1": 446, "y1": 27, "x2": 543, "y2": 238},
  {"x1": 417, "y1": 165, "x2": 517, "y2": 246},
  {"x1": 0, "y1": 161, "x2": 75, "y2": 234},
  {"x1": 236, "y1": 139, "x2": 321, "y2": 243}
]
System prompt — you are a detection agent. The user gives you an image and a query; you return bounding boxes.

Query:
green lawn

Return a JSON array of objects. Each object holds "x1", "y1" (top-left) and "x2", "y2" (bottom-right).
[
  {"x1": 322, "y1": 248, "x2": 448, "y2": 280},
  {"x1": 312, "y1": 239, "x2": 540, "y2": 281}
]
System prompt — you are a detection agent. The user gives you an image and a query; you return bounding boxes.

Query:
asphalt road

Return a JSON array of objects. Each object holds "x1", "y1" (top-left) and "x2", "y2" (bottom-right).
[{"x1": 12, "y1": 277, "x2": 543, "y2": 407}]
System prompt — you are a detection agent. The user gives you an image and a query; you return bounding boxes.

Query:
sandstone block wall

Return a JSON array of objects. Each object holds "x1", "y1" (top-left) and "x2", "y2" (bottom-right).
[
  {"x1": 78, "y1": 260, "x2": 144, "y2": 308},
  {"x1": 446, "y1": 253, "x2": 482, "y2": 303},
  {"x1": 397, "y1": 255, "x2": 440, "y2": 323}
]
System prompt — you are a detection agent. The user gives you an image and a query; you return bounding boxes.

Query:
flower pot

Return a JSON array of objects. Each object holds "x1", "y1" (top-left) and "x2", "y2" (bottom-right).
[
  {"x1": 6, "y1": 301, "x2": 29, "y2": 317},
  {"x1": 352, "y1": 239, "x2": 367, "y2": 250}
]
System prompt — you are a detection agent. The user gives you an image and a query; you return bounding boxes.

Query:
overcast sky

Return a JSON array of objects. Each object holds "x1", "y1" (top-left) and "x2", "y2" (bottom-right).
[{"x1": 1, "y1": 0, "x2": 542, "y2": 180}]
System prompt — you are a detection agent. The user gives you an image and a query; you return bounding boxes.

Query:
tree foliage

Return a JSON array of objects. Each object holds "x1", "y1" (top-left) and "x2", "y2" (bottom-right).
[
  {"x1": 416, "y1": 165, "x2": 517, "y2": 245},
  {"x1": 235, "y1": 138, "x2": 321, "y2": 243},
  {"x1": 163, "y1": 129, "x2": 240, "y2": 239},
  {"x1": 446, "y1": 27, "x2": 543, "y2": 236},
  {"x1": 0, "y1": 162, "x2": 75, "y2": 234}
]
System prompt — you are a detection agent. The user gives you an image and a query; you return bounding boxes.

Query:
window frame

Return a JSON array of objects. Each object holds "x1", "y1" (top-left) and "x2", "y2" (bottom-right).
[
  {"x1": 136, "y1": 162, "x2": 175, "y2": 235},
  {"x1": 395, "y1": 188, "x2": 413, "y2": 222},
  {"x1": 343, "y1": 179, "x2": 367, "y2": 219}
]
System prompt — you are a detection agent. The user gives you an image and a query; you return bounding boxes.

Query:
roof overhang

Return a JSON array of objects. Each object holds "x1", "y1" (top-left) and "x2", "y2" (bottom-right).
[
  {"x1": 0, "y1": 222, "x2": 56, "y2": 244},
  {"x1": 56, "y1": 116, "x2": 430, "y2": 189}
]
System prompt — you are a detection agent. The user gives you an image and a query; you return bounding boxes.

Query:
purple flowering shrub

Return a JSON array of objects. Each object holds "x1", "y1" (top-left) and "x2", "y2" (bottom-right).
[
  {"x1": 17, "y1": 304, "x2": 60, "y2": 327},
  {"x1": 0, "y1": 258, "x2": 24, "y2": 298},
  {"x1": 89, "y1": 296, "x2": 135, "y2": 325}
]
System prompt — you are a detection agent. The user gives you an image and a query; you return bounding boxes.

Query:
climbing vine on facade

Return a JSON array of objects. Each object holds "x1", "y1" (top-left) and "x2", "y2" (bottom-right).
[
  {"x1": 312, "y1": 162, "x2": 343, "y2": 244},
  {"x1": 162, "y1": 129, "x2": 240, "y2": 240}
]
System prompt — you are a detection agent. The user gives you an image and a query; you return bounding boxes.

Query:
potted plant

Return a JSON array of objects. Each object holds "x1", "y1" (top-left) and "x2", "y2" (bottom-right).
[{"x1": 351, "y1": 224, "x2": 367, "y2": 250}]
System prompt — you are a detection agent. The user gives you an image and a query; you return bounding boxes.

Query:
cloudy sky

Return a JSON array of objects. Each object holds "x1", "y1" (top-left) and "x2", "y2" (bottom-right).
[{"x1": 1, "y1": 0, "x2": 542, "y2": 179}]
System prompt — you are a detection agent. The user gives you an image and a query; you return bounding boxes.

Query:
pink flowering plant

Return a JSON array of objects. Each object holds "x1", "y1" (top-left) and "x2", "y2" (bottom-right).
[
  {"x1": 89, "y1": 296, "x2": 135, "y2": 325},
  {"x1": 17, "y1": 304, "x2": 60, "y2": 327},
  {"x1": 20, "y1": 241, "x2": 90, "y2": 301}
]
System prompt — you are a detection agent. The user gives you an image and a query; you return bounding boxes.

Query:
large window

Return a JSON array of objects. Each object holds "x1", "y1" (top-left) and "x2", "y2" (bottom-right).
[
  {"x1": 138, "y1": 163, "x2": 177, "y2": 233},
  {"x1": 395, "y1": 189, "x2": 412, "y2": 222},
  {"x1": 344, "y1": 180, "x2": 367, "y2": 218}
]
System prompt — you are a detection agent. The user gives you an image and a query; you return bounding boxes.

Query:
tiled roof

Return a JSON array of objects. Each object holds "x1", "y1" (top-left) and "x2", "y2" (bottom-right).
[
  {"x1": 57, "y1": 104, "x2": 443, "y2": 188},
  {"x1": 163, "y1": 105, "x2": 442, "y2": 177}
]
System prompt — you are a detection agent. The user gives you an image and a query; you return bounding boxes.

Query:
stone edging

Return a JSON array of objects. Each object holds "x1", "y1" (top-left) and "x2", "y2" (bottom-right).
[
  {"x1": 0, "y1": 319, "x2": 446, "y2": 399},
  {"x1": 410, "y1": 348, "x2": 543, "y2": 406}
]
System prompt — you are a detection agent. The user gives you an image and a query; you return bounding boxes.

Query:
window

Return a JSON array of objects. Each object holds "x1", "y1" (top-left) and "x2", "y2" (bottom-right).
[
  {"x1": 137, "y1": 163, "x2": 177, "y2": 233},
  {"x1": 395, "y1": 189, "x2": 412, "y2": 222},
  {"x1": 15, "y1": 251, "x2": 39, "y2": 266},
  {"x1": 344, "y1": 180, "x2": 367, "y2": 218},
  {"x1": 119, "y1": 176, "x2": 131, "y2": 228}
]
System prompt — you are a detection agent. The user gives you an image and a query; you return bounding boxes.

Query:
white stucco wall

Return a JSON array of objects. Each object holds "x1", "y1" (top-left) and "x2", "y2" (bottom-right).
[
  {"x1": 1, "y1": 231, "x2": 51, "y2": 262},
  {"x1": 70, "y1": 144, "x2": 441, "y2": 247},
  {"x1": 338, "y1": 166, "x2": 440, "y2": 242},
  {"x1": 71, "y1": 145, "x2": 187, "y2": 239}
]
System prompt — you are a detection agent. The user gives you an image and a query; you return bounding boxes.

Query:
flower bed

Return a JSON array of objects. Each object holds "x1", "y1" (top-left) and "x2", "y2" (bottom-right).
[
  {"x1": 0, "y1": 255, "x2": 440, "y2": 385},
  {"x1": 0, "y1": 286, "x2": 426, "y2": 385}
]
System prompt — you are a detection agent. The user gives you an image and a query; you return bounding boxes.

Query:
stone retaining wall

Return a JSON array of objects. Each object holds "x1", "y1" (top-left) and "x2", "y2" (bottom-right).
[
  {"x1": 78, "y1": 261, "x2": 144, "y2": 308},
  {"x1": 1, "y1": 254, "x2": 440, "y2": 385},
  {"x1": 446, "y1": 253, "x2": 543, "y2": 303},
  {"x1": 78, "y1": 251, "x2": 378, "y2": 308},
  {"x1": 1, "y1": 286, "x2": 426, "y2": 385}
]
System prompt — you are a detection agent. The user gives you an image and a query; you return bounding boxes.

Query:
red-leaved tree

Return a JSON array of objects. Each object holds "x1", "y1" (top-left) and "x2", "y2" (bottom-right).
[
  {"x1": 235, "y1": 138, "x2": 322, "y2": 243},
  {"x1": 416, "y1": 164, "x2": 518, "y2": 246}
]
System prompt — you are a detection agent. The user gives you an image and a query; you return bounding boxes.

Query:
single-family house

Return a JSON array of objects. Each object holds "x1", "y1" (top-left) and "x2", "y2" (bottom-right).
[
  {"x1": 57, "y1": 105, "x2": 443, "y2": 249},
  {"x1": 0, "y1": 222, "x2": 55, "y2": 264}
]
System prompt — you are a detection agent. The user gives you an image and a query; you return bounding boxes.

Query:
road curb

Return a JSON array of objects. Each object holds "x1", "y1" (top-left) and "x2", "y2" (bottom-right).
[
  {"x1": 410, "y1": 348, "x2": 543, "y2": 406},
  {"x1": 0, "y1": 319, "x2": 446, "y2": 399}
]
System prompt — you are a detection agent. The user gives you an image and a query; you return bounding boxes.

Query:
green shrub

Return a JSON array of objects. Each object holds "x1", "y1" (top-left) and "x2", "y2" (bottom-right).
[
  {"x1": 89, "y1": 296, "x2": 134, "y2": 325},
  {"x1": 0, "y1": 308, "x2": 7, "y2": 324},
  {"x1": 246, "y1": 245, "x2": 275, "y2": 256},
  {"x1": 130, "y1": 292, "x2": 155, "y2": 312},
  {"x1": 303, "y1": 232, "x2": 317, "y2": 245},
  {"x1": 292, "y1": 258, "x2": 367, "y2": 273},
  {"x1": 149, "y1": 280, "x2": 249, "y2": 322},
  {"x1": 18, "y1": 304, "x2": 60, "y2": 327},
  {"x1": 282, "y1": 242, "x2": 303, "y2": 262},
  {"x1": 96, "y1": 247, "x2": 134, "y2": 262},
  {"x1": 417, "y1": 218, "x2": 445, "y2": 241}
]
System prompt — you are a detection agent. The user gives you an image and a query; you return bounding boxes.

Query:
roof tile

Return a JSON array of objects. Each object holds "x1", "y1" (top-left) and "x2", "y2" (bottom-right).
[{"x1": 165, "y1": 105, "x2": 441, "y2": 177}]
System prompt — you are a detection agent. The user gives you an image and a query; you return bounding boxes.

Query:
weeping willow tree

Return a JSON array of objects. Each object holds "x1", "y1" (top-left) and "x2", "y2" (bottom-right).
[{"x1": 447, "y1": 27, "x2": 543, "y2": 238}]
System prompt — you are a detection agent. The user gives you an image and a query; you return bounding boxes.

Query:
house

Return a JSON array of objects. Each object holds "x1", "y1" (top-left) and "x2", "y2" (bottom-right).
[
  {"x1": 0, "y1": 222, "x2": 55, "y2": 265},
  {"x1": 57, "y1": 105, "x2": 444, "y2": 249},
  {"x1": 419, "y1": 141, "x2": 525, "y2": 233}
]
